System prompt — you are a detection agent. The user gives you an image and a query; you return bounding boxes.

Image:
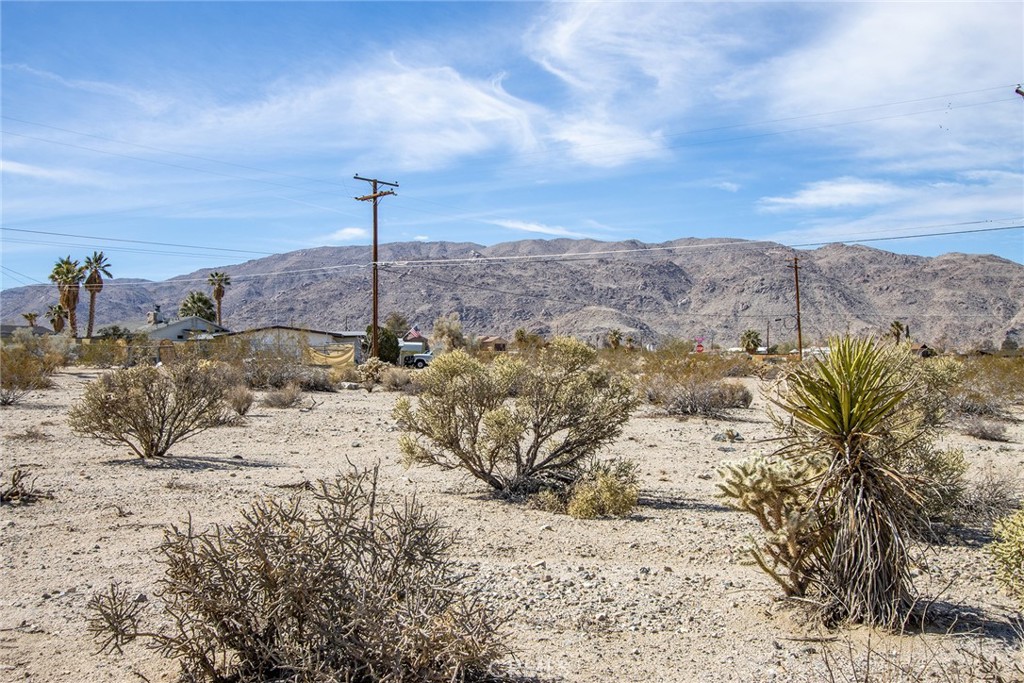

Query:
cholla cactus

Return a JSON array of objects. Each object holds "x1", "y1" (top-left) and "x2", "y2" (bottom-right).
[
  {"x1": 717, "y1": 454, "x2": 826, "y2": 596},
  {"x1": 991, "y1": 509, "x2": 1024, "y2": 606}
]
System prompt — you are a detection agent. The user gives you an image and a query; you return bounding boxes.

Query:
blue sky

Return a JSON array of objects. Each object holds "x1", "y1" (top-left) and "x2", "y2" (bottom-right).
[{"x1": 2, "y1": 1, "x2": 1022, "y2": 290}]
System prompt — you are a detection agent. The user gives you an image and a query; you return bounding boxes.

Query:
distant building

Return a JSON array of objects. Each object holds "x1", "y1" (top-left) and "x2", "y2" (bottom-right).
[
  {"x1": 134, "y1": 315, "x2": 229, "y2": 341},
  {"x1": 477, "y1": 335, "x2": 508, "y2": 353},
  {"x1": 0, "y1": 324, "x2": 53, "y2": 342}
]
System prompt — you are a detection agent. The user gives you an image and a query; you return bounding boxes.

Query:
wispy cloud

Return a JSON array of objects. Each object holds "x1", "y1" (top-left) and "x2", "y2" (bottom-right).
[
  {"x1": 759, "y1": 177, "x2": 907, "y2": 213},
  {"x1": 490, "y1": 219, "x2": 593, "y2": 239},
  {"x1": 764, "y1": 172, "x2": 1024, "y2": 246},
  {"x1": 0, "y1": 159, "x2": 109, "y2": 186},
  {"x1": 322, "y1": 227, "x2": 369, "y2": 244},
  {"x1": 4, "y1": 63, "x2": 173, "y2": 115}
]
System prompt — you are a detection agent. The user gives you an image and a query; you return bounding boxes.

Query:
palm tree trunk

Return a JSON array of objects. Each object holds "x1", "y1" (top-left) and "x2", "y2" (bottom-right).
[{"x1": 87, "y1": 291, "x2": 98, "y2": 338}]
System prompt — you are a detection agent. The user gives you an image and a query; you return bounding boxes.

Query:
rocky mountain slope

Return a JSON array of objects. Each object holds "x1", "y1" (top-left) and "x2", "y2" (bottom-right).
[{"x1": 3, "y1": 237, "x2": 1022, "y2": 350}]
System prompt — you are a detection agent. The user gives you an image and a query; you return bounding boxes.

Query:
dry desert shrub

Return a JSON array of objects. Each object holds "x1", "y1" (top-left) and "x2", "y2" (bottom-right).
[
  {"x1": 68, "y1": 358, "x2": 230, "y2": 459},
  {"x1": 643, "y1": 354, "x2": 753, "y2": 417},
  {"x1": 957, "y1": 468, "x2": 1022, "y2": 527},
  {"x1": 261, "y1": 382, "x2": 303, "y2": 409},
  {"x1": 381, "y1": 365, "x2": 415, "y2": 392},
  {"x1": 962, "y1": 417, "x2": 1010, "y2": 442},
  {"x1": 87, "y1": 469, "x2": 511, "y2": 683},
  {"x1": 564, "y1": 458, "x2": 640, "y2": 519},
  {"x1": 396, "y1": 337, "x2": 639, "y2": 496},
  {"x1": 0, "y1": 346, "x2": 54, "y2": 406},
  {"x1": 224, "y1": 383, "x2": 255, "y2": 416},
  {"x1": 0, "y1": 469, "x2": 53, "y2": 506},
  {"x1": 954, "y1": 356, "x2": 1024, "y2": 416}
]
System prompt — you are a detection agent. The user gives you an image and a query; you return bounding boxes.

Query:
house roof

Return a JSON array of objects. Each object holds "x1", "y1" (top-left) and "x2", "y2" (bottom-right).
[
  {"x1": 133, "y1": 316, "x2": 229, "y2": 334},
  {"x1": 477, "y1": 335, "x2": 508, "y2": 344},
  {"x1": 222, "y1": 325, "x2": 365, "y2": 338}
]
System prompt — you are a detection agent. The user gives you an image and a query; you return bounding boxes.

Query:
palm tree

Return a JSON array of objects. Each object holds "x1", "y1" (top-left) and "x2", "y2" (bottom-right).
[
  {"x1": 46, "y1": 304, "x2": 68, "y2": 334},
  {"x1": 889, "y1": 320, "x2": 907, "y2": 344},
  {"x1": 740, "y1": 329, "x2": 762, "y2": 354},
  {"x1": 48, "y1": 256, "x2": 86, "y2": 337},
  {"x1": 206, "y1": 271, "x2": 231, "y2": 326},
  {"x1": 83, "y1": 251, "x2": 112, "y2": 338},
  {"x1": 179, "y1": 291, "x2": 217, "y2": 322},
  {"x1": 21, "y1": 312, "x2": 39, "y2": 328},
  {"x1": 607, "y1": 329, "x2": 622, "y2": 349}
]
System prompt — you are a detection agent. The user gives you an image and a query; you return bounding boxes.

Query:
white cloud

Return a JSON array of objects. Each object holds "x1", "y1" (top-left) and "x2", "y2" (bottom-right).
[
  {"x1": 490, "y1": 219, "x2": 592, "y2": 239},
  {"x1": 759, "y1": 178, "x2": 907, "y2": 213},
  {"x1": 764, "y1": 171, "x2": 1024, "y2": 245},
  {"x1": 740, "y1": 4, "x2": 1022, "y2": 171},
  {"x1": 712, "y1": 181, "x2": 740, "y2": 193},
  {"x1": 547, "y1": 119, "x2": 667, "y2": 167},
  {"x1": 4, "y1": 63, "x2": 173, "y2": 115},
  {"x1": 0, "y1": 159, "x2": 108, "y2": 186},
  {"x1": 322, "y1": 227, "x2": 369, "y2": 243},
  {"x1": 413, "y1": 235, "x2": 430, "y2": 242}
]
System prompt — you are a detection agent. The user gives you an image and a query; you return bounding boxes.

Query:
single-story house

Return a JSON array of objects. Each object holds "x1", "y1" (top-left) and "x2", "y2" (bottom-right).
[
  {"x1": 223, "y1": 326, "x2": 366, "y2": 366},
  {"x1": 477, "y1": 335, "x2": 508, "y2": 353},
  {"x1": 133, "y1": 316, "x2": 230, "y2": 341}
]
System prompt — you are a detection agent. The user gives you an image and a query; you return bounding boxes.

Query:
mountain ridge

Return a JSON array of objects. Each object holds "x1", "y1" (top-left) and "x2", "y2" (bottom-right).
[{"x1": 3, "y1": 237, "x2": 1022, "y2": 351}]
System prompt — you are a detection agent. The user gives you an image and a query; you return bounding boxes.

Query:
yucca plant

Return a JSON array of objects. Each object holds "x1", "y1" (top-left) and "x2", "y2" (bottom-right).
[{"x1": 769, "y1": 336, "x2": 926, "y2": 627}]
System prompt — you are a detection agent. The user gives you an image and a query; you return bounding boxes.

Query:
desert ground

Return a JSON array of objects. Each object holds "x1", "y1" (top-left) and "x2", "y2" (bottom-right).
[{"x1": 2, "y1": 367, "x2": 1022, "y2": 682}]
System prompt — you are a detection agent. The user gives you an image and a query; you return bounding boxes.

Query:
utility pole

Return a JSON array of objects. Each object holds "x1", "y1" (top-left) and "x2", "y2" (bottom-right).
[
  {"x1": 788, "y1": 256, "x2": 804, "y2": 360},
  {"x1": 354, "y1": 175, "x2": 398, "y2": 359}
]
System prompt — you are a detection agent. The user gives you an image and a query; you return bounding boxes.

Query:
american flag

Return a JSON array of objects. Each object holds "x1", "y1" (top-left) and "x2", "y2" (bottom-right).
[{"x1": 407, "y1": 325, "x2": 423, "y2": 340}]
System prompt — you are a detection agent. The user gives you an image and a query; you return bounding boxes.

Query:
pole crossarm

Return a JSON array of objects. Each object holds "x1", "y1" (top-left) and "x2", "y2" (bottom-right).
[{"x1": 353, "y1": 175, "x2": 399, "y2": 360}]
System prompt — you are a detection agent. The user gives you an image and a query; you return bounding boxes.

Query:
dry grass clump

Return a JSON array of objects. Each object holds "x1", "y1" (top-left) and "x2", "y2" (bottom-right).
[
  {"x1": 990, "y1": 509, "x2": 1024, "y2": 607},
  {"x1": 87, "y1": 469, "x2": 511, "y2": 682},
  {"x1": 69, "y1": 358, "x2": 230, "y2": 459},
  {"x1": 380, "y1": 365, "x2": 417, "y2": 392},
  {"x1": 396, "y1": 337, "x2": 639, "y2": 497},
  {"x1": 260, "y1": 382, "x2": 303, "y2": 409},
  {"x1": 962, "y1": 417, "x2": 1010, "y2": 442},
  {"x1": 224, "y1": 383, "x2": 255, "y2": 416}
]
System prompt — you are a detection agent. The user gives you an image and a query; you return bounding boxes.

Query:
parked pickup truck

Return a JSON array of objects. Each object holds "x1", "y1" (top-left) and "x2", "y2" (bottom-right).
[{"x1": 402, "y1": 351, "x2": 434, "y2": 369}]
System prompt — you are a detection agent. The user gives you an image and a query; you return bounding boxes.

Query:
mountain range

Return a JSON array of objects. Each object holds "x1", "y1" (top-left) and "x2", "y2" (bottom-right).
[{"x1": 3, "y1": 237, "x2": 1022, "y2": 351}]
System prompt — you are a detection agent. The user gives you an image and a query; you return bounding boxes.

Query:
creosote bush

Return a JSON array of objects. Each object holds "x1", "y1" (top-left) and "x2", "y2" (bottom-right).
[
  {"x1": 990, "y1": 509, "x2": 1024, "y2": 607},
  {"x1": 87, "y1": 470, "x2": 510, "y2": 682},
  {"x1": 68, "y1": 358, "x2": 229, "y2": 459},
  {"x1": 395, "y1": 337, "x2": 639, "y2": 496},
  {"x1": 1, "y1": 346, "x2": 54, "y2": 406}
]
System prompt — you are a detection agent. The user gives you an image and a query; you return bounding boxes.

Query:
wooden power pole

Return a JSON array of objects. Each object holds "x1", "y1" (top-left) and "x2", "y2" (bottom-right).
[
  {"x1": 788, "y1": 256, "x2": 804, "y2": 360},
  {"x1": 354, "y1": 175, "x2": 398, "y2": 359}
]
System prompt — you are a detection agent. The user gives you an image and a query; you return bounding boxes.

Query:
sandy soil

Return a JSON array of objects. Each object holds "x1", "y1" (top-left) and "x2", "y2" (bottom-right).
[{"x1": 2, "y1": 368, "x2": 1022, "y2": 682}]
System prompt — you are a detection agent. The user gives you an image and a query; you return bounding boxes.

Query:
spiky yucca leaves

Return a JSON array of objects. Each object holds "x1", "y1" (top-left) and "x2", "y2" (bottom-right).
[
  {"x1": 718, "y1": 455, "x2": 829, "y2": 597},
  {"x1": 395, "y1": 337, "x2": 639, "y2": 495},
  {"x1": 770, "y1": 336, "x2": 927, "y2": 627}
]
